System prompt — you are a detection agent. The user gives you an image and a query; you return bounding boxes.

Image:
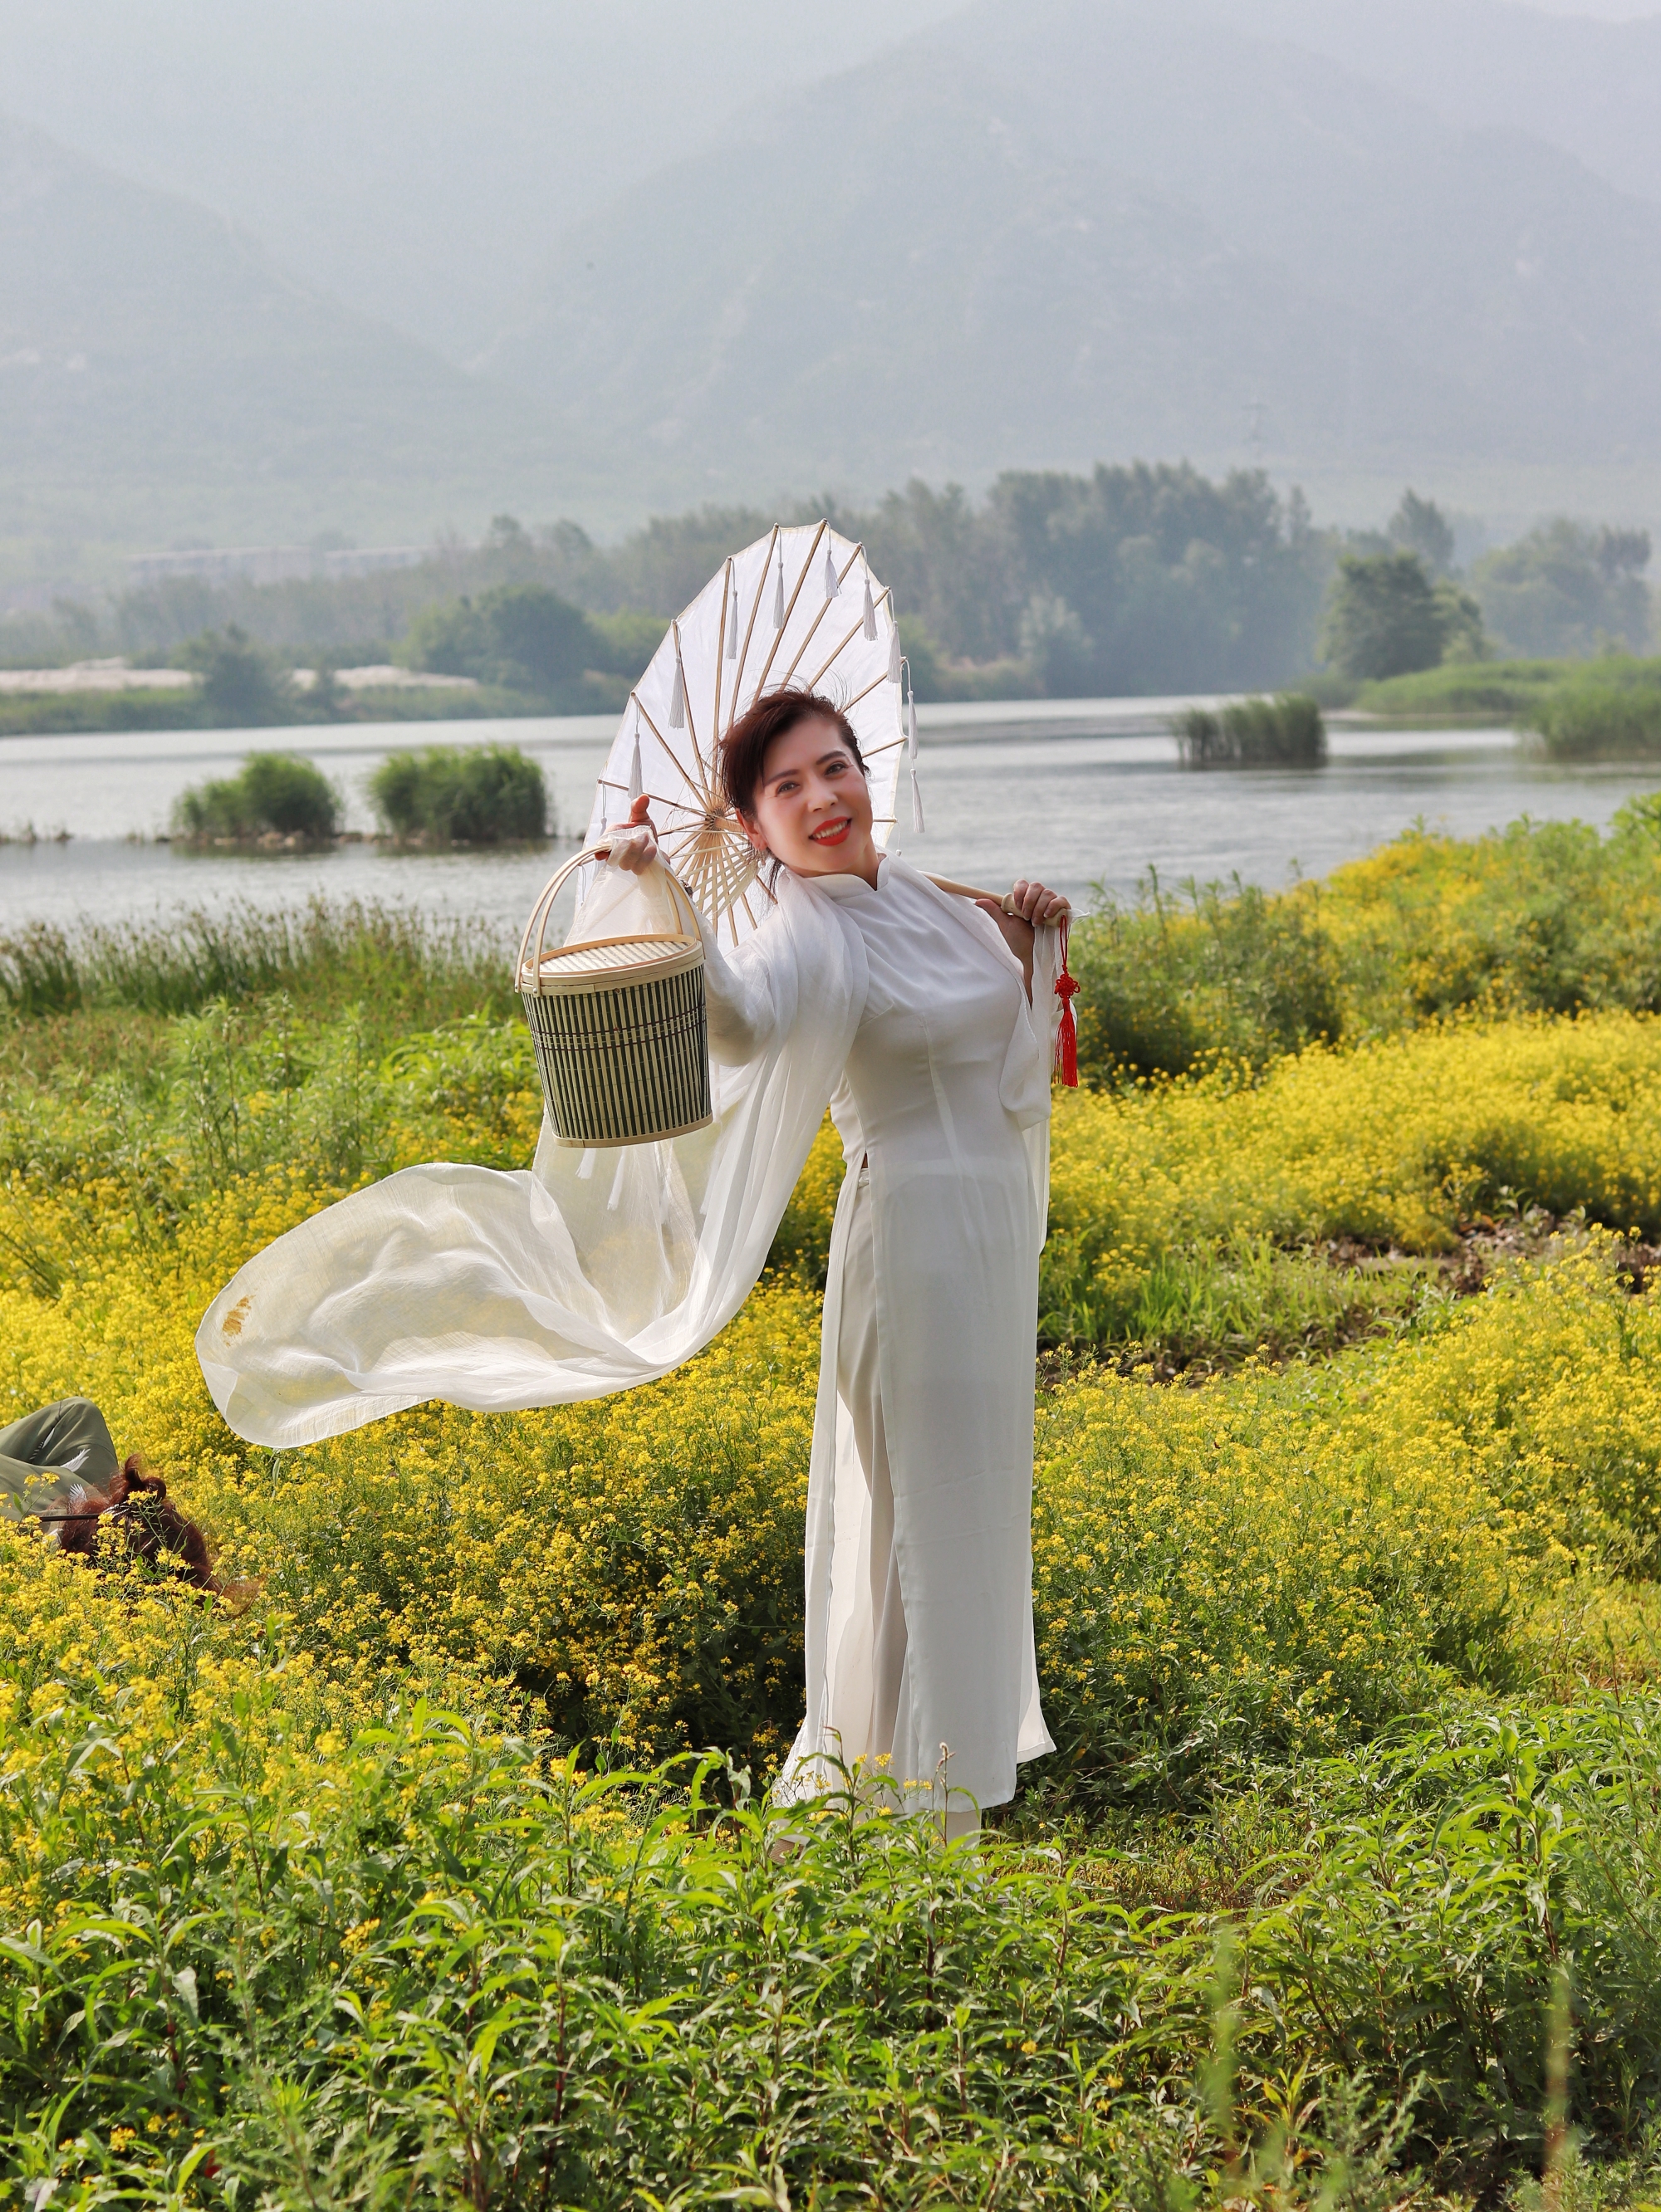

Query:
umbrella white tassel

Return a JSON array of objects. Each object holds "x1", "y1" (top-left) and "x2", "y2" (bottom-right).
[
  {"x1": 888, "y1": 619, "x2": 903, "y2": 683},
  {"x1": 906, "y1": 668, "x2": 924, "y2": 834},
  {"x1": 824, "y1": 546, "x2": 840, "y2": 599},
  {"x1": 626, "y1": 727, "x2": 644, "y2": 808},
  {"x1": 862, "y1": 577, "x2": 878, "y2": 640},
  {"x1": 725, "y1": 563, "x2": 738, "y2": 658},
  {"x1": 773, "y1": 549, "x2": 785, "y2": 629},
  {"x1": 669, "y1": 655, "x2": 686, "y2": 729}
]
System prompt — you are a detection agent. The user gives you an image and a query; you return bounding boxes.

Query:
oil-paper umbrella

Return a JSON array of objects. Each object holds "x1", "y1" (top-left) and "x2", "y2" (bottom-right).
[{"x1": 582, "y1": 521, "x2": 918, "y2": 945}]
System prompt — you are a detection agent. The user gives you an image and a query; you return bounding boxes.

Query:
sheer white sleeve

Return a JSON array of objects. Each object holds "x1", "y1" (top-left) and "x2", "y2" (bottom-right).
[
  {"x1": 197, "y1": 871, "x2": 867, "y2": 1449},
  {"x1": 697, "y1": 903, "x2": 790, "y2": 1064}
]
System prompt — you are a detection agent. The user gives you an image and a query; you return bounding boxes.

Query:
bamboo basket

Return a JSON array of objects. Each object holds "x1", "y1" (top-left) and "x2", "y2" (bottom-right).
[{"x1": 517, "y1": 848, "x2": 712, "y2": 1148}]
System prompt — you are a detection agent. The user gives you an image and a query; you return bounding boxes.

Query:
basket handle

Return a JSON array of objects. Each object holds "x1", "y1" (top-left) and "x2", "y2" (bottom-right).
[{"x1": 516, "y1": 844, "x2": 702, "y2": 989}]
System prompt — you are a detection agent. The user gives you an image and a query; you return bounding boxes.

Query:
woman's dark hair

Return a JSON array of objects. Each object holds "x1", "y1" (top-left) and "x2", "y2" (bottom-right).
[{"x1": 718, "y1": 687, "x2": 865, "y2": 823}]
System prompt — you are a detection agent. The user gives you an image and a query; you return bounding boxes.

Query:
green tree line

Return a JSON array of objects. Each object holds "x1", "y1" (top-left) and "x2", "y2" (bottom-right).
[{"x1": 2, "y1": 474, "x2": 1652, "y2": 703}]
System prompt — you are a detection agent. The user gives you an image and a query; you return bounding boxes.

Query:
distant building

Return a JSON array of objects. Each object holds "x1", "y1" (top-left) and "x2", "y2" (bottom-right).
[{"x1": 126, "y1": 545, "x2": 429, "y2": 589}]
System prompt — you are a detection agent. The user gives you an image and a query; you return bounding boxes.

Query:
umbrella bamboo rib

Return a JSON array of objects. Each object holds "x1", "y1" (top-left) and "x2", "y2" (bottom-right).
[
  {"x1": 671, "y1": 619, "x2": 705, "y2": 778},
  {"x1": 751, "y1": 520, "x2": 827, "y2": 702},
  {"x1": 595, "y1": 778, "x2": 703, "y2": 813},
  {"x1": 805, "y1": 612, "x2": 865, "y2": 694},
  {"x1": 842, "y1": 668, "x2": 891, "y2": 714},
  {"x1": 631, "y1": 692, "x2": 708, "y2": 809},
  {"x1": 780, "y1": 543, "x2": 864, "y2": 689},
  {"x1": 806, "y1": 582, "x2": 891, "y2": 693},
  {"x1": 725, "y1": 526, "x2": 777, "y2": 737},
  {"x1": 713, "y1": 564, "x2": 733, "y2": 746}
]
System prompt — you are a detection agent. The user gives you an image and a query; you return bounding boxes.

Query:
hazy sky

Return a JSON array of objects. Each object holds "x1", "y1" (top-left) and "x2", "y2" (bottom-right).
[{"x1": 0, "y1": 1, "x2": 969, "y2": 359}]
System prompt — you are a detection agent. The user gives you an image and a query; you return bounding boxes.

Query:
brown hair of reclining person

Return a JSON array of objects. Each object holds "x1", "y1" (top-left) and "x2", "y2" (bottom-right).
[{"x1": 55, "y1": 1455, "x2": 220, "y2": 1592}]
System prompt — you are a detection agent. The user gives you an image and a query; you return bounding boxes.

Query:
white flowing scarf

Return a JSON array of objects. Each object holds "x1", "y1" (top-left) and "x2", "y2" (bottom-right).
[{"x1": 196, "y1": 866, "x2": 870, "y2": 1449}]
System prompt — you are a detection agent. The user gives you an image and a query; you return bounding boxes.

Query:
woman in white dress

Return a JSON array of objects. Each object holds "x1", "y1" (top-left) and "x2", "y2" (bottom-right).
[
  {"x1": 610, "y1": 687, "x2": 1069, "y2": 1829},
  {"x1": 196, "y1": 686, "x2": 1070, "y2": 1830}
]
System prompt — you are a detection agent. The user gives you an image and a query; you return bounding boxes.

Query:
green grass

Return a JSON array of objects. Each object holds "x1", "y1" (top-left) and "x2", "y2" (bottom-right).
[
  {"x1": 1350, "y1": 652, "x2": 1661, "y2": 736},
  {"x1": 0, "y1": 686, "x2": 199, "y2": 736},
  {"x1": 1102, "y1": 1228, "x2": 1443, "y2": 1375},
  {"x1": 0, "y1": 896, "x2": 512, "y2": 1026},
  {"x1": 1530, "y1": 677, "x2": 1661, "y2": 761},
  {"x1": 1352, "y1": 656, "x2": 1568, "y2": 721},
  {"x1": 0, "y1": 676, "x2": 625, "y2": 738},
  {"x1": 7, "y1": 1599, "x2": 1661, "y2": 2206},
  {"x1": 354, "y1": 673, "x2": 630, "y2": 720},
  {"x1": 1071, "y1": 872, "x2": 1344, "y2": 1080}
]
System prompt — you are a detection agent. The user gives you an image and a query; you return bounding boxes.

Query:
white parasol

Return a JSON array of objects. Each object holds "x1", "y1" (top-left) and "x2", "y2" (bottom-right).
[{"x1": 582, "y1": 521, "x2": 916, "y2": 945}]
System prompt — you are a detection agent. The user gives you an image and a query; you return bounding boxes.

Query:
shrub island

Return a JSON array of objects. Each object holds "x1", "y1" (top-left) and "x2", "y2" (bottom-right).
[
  {"x1": 171, "y1": 741, "x2": 550, "y2": 850},
  {"x1": 369, "y1": 741, "x2": 550, "y2": 846},
  {"x1": 1173, "y1": 691, "x2": 1325, "y2": 766},
  {"x1": 170, "y1": 751, "x2": 342, "y2": 849}
]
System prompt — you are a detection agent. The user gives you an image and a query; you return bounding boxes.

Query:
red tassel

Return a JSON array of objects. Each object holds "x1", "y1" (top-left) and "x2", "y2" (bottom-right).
[{"x1": 1054, "y1": 919, "x2": 1079, "y2": 1087}]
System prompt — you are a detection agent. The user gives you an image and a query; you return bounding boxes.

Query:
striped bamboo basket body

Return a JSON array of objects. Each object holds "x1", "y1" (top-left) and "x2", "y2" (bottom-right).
[{"x1": 517, "y1": 852, "x2": 713, "y2": 1148}]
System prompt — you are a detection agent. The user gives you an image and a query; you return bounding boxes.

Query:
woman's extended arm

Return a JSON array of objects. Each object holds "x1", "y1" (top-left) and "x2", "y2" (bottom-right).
[{"x1": 596, "y1": 796, "x2": 782, "y2": 1061}]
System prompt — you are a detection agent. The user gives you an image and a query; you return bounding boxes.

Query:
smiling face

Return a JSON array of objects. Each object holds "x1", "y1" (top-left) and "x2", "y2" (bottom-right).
[{"x1": 742, "y1": 713, "x2": 879, "y2": 882}]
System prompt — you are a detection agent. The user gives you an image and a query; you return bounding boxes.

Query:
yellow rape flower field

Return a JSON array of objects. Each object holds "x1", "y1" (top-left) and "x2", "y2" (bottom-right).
[
  {"x1": 11, "y1": 1018, "x2": 1661, "y2": 1786},
  {"x1": 9, "y1": 835, "x2": 1661, "y2": 2204}
]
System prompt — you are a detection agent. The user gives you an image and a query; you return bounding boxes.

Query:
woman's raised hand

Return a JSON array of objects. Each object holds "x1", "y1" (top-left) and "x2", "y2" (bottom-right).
[
  {"x1": 600, "y1": 793, "x2": 659, "y2": 874},
  {"x1": 1007, "y1": 878, "x2": 1071, "y2": 926},
  {"x1": 973, "y1": 876, "x2": 1070, "y2": 1001}
]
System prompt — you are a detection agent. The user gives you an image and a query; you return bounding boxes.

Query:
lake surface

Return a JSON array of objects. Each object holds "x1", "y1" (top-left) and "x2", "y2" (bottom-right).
[{"x1": 0, "y1": 704, "x2": 1654, "y2": 942}]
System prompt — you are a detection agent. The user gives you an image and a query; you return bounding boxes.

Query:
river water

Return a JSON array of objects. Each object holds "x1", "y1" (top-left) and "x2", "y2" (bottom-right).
[{"x1": 0, "y1": 703, "x2": 1653, "y2": 941}]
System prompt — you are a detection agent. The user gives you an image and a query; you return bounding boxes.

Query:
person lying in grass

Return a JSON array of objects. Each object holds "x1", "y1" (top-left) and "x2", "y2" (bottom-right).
[{"x1": 1, "y1": 1395, "x2": 219, "y2": 1591}]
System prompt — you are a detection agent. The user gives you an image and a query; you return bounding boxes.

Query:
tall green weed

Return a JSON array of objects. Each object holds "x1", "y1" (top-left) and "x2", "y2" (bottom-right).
[
  {"x1": 1531, "y1": 681, "x2": 1661, "y2": 760},
  {"x1": 0, "y1": 895, "x2": 512, "y2": 1025},
  {"x1": 1072, "y1": 802, "x2": 1661, "y2": 1081}
]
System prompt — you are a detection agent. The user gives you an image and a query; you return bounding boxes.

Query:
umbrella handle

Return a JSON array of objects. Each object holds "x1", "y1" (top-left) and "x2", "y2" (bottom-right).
[{"x1": 924, "y1": 872, "x2": 1069, "y2": 920}]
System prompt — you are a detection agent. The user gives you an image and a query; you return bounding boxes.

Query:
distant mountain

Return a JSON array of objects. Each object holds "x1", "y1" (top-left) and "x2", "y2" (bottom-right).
[
  {"x1": 1200, "y1": 0, "x2": 1661, "y2": 212},
  {"x1": 485, "y1": 0, "x2": 1661, "y2": 494},
  {"x1": 0, "y1": 112, "x2": 561, "y2": 548},
  {"x1": 10, "y1": 0, "x2": 1661, "y2": 560},
  {"x1": 939, "y1": 0, "x2": 1661, "y2": 461},
  {"x1": 9, "y1": 1, "x2": 1657, "y2": 366},
  {"x1": 0, "y1": 0, "x2": 968, "y2": 365}
]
